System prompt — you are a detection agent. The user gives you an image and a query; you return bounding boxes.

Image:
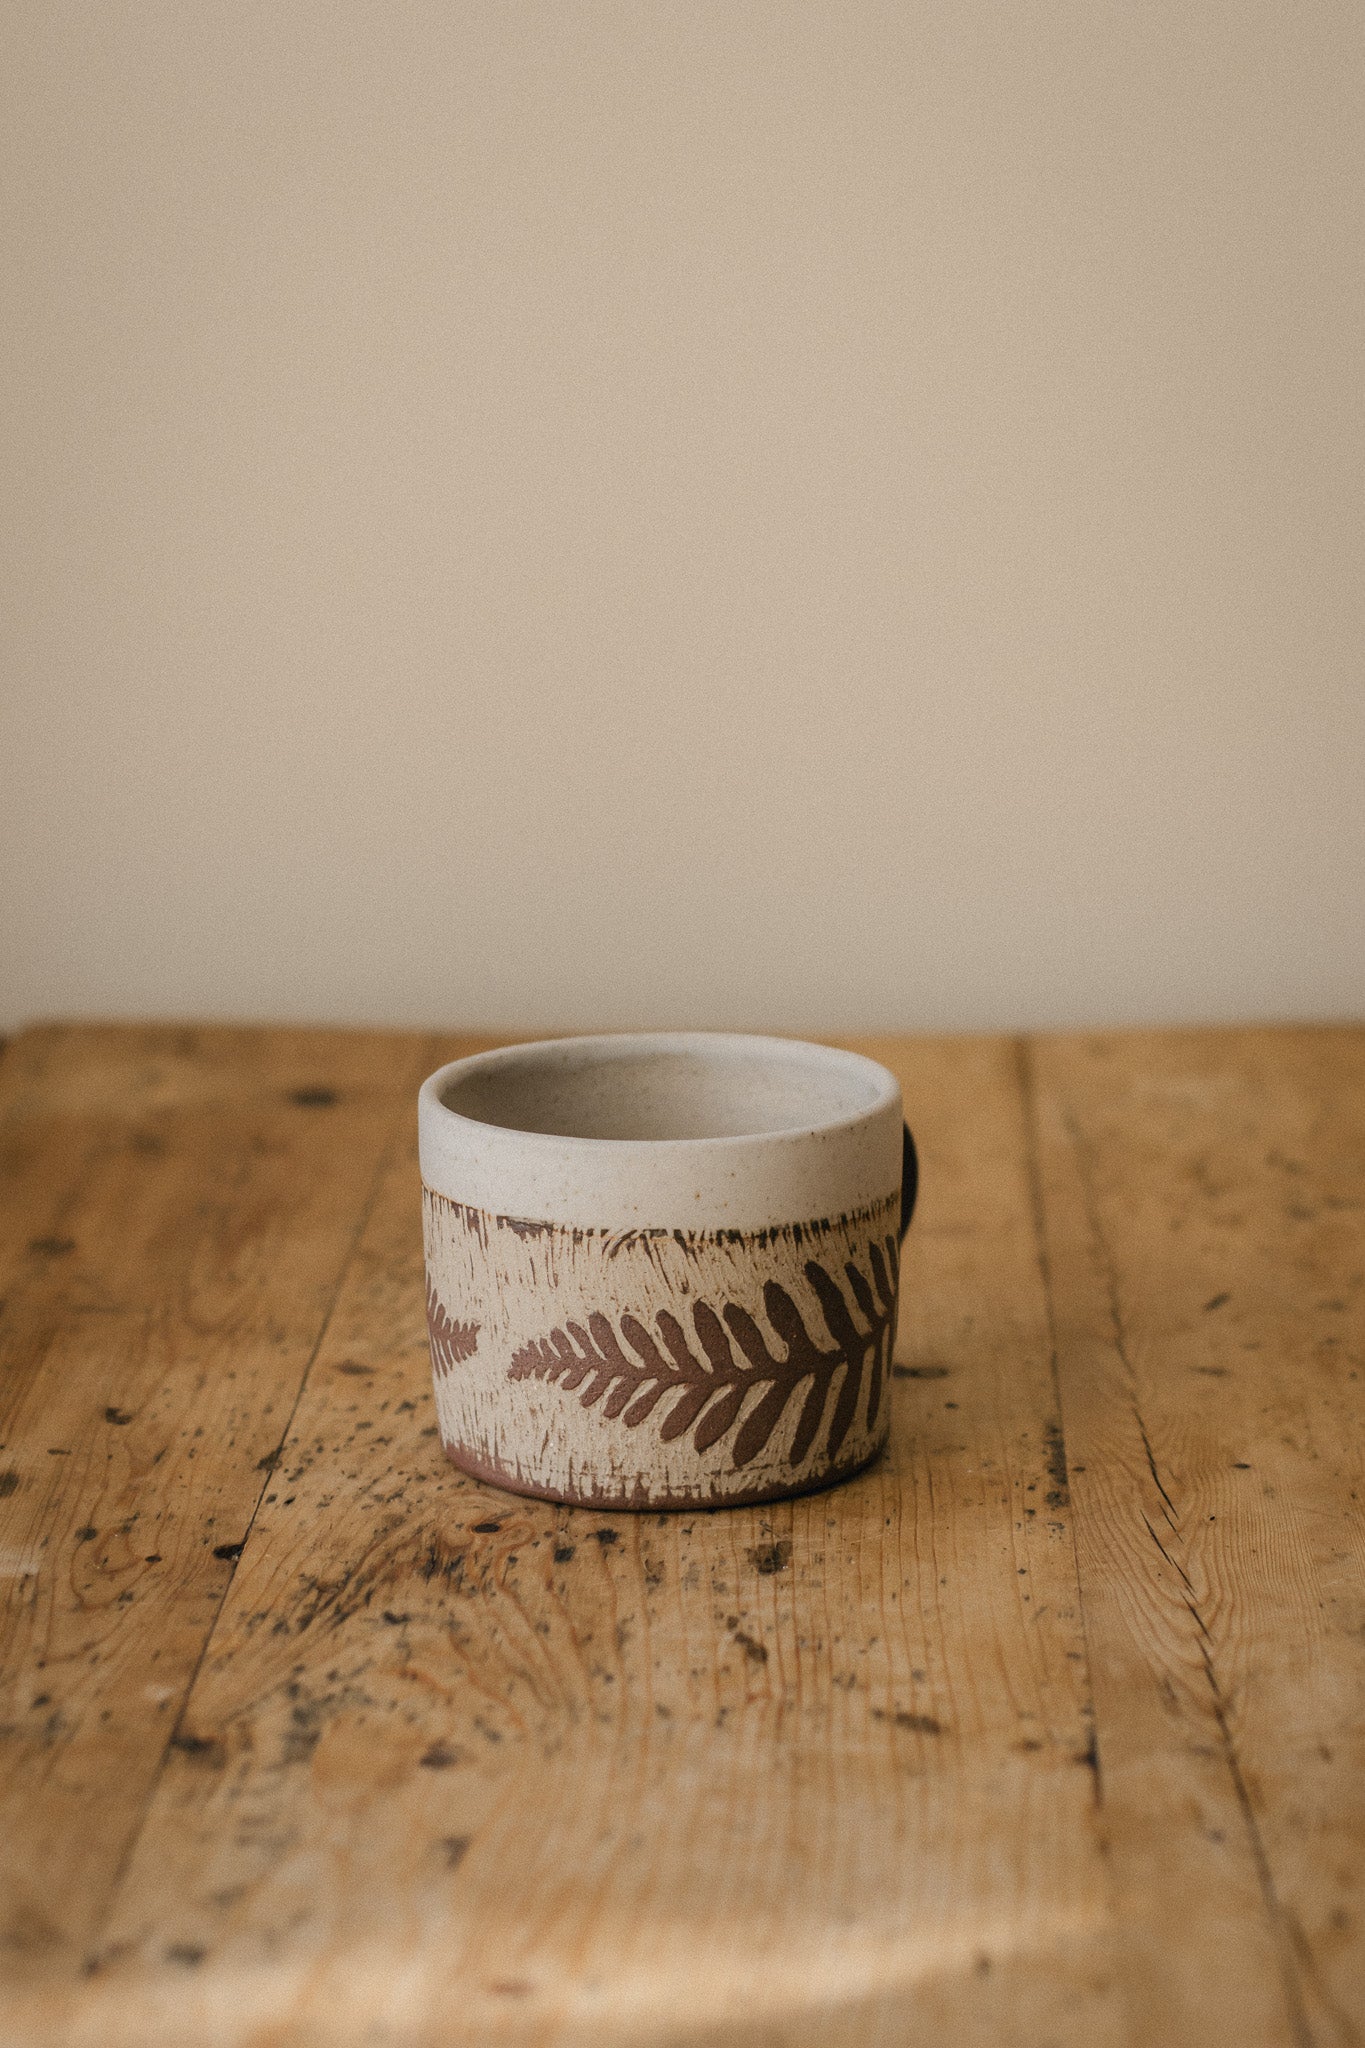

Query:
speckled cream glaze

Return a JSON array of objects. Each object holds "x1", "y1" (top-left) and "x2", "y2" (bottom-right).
[
  {"x1": 422, "y1": 1190, "x2": 902, "y2": 1508},
  {"x1": 418, "y1": 1033, "x2": 909, "y2": 1509}
]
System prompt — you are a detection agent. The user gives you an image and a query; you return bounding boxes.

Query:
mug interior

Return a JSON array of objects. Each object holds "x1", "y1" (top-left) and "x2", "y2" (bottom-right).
[{"x1": 439, "y1": 1036, "x2": 886, "y2": 1144}]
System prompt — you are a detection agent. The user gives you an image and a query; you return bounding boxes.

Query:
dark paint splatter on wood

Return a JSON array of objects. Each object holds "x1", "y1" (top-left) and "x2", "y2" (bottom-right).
[
  {"x1": 726, "y1": 1620, "x2": 768, "y2": 1664},
  {"x1": 171, "y1": 1732, "x2": 226, "y2": 1768},
  {"x1": 1043, "y1": 1420, "x2": 1069, "y2": 1508}
]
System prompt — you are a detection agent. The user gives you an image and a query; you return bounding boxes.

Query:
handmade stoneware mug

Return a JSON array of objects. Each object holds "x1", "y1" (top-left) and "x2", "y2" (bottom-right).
[{"x1": 418, "y1": 1033, "x2": 917, "y2": 1510}]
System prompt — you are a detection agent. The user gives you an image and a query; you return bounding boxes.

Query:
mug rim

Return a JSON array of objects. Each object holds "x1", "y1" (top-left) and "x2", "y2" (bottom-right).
[
  {"x1": 418, "y1": 1031, "x2": 905, "y2": 1233},
  {"x1": 419, "y1": 1030, "x2": 899, "y2": 1154}
]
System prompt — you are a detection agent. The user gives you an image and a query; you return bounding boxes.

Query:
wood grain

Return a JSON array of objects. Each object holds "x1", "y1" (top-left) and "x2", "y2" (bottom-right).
[
  {"x1": 1, "y1": 1022, "x2": 1361, "y2": 2047},
  {"x1": 0, "y1": 1027, "x2": 454, "y2": 1982},
  {"x1": 1026, "y1": 1028, "x2": 1365, "y2": 2048}
]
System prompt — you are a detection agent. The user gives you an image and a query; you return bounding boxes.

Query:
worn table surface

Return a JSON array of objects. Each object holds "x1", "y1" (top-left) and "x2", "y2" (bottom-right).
[{"x1": 1, "y1": 1023, "x2": 1362, "y2": 2048}]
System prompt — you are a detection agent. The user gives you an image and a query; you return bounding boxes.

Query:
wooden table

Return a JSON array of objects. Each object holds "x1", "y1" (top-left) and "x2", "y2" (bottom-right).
[{"x1": 1, "y1": 1023, "x2": 1362, "y2": 2048}]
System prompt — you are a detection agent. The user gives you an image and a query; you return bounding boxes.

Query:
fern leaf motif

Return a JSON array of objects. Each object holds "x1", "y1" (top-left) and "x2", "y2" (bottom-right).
[
  {"x1": 508, "y1": 1236, "x2": 898, "y2": 1469},
  {"x1": 426, "y1": 1281, "x2": 480, "y2": 1375}
]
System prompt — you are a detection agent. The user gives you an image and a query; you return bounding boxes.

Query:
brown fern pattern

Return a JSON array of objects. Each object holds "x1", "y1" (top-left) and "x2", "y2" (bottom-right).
[
  {"x1": 508, "y1": 1235, "x2": 898, "y2": 1469},
  {"x1": 426, "y1": 1281, "x2": 480, "y2": 1375}
]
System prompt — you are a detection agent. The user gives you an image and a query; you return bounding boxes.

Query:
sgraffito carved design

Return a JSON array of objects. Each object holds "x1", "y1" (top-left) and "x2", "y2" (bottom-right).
[
  {"x1": 508, "y1": 1236, "x2": 898, "y2": 1469},
  {"x1": 426, "y1": 1281, "x2": 480, "y2": 1375}
]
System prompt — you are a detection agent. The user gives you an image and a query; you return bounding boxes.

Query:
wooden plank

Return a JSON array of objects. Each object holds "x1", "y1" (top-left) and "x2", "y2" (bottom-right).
[
  {"x1": 0, "y1": 1024, "x2": 447, "y2": 1989},
  {"x1": 1025, "y1": 1027, "x2": 1365, "y2": 2048},
  {"x1": 33, "y1": 1034, "x2": 1119, "y2": 2047}
]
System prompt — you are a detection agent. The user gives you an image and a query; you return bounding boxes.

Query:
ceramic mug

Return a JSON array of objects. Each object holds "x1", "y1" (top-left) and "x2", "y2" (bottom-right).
[{"x1": 418, "y1": 1032, "x2": 917, "y2": 1510}]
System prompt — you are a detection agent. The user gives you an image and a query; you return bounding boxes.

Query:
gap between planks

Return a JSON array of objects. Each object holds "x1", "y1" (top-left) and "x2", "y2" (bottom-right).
[{"x1": 1022, "y1": 1027, "x2": 1365, "y2": 2048}]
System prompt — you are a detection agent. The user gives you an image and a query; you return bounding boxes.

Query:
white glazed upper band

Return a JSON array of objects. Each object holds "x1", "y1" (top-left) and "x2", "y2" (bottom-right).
[{"x1": 417, "y1": 1033, "x2": 904, "y2": 1233}]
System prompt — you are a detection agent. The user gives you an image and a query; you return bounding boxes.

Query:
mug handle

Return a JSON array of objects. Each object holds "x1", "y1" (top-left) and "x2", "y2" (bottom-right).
[{"x1": 900, "y1": 1122, "x2": 919, "y2": 1242}]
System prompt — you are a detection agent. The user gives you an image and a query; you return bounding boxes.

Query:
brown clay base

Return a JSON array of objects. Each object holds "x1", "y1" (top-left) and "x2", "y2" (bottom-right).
[{"x1": 442, "y1": 1436, "x2": 886, "y2": 1513}]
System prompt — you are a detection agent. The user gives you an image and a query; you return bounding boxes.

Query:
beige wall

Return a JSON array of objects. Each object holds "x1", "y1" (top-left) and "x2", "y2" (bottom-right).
[{"x1": 3, "y1": 2, "x2": 1362, "y2": 1036}]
